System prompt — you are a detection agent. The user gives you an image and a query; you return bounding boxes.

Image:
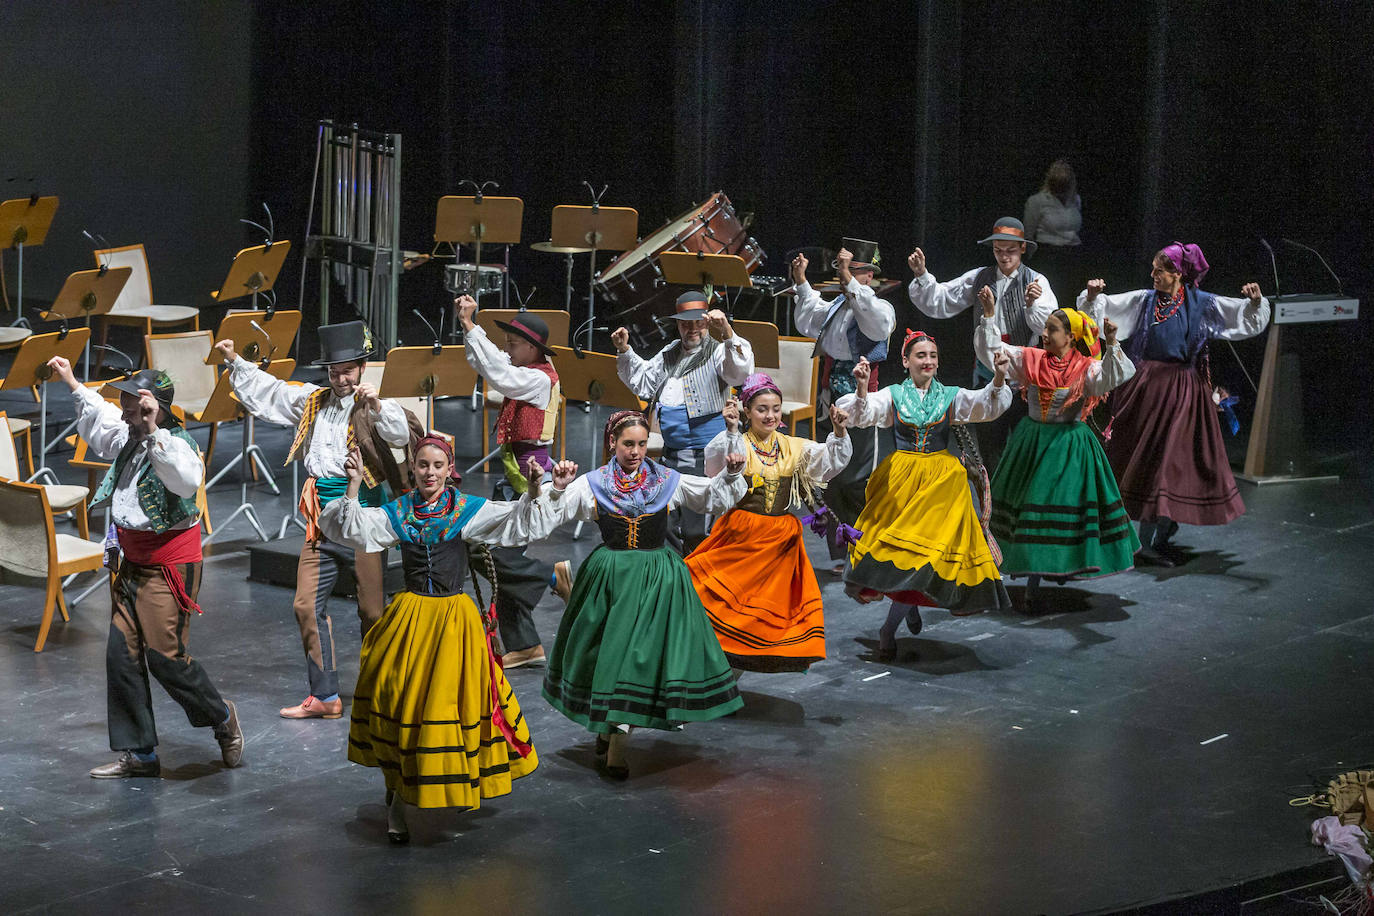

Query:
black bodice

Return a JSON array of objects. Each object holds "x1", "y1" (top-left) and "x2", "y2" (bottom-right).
[
  {"x1": 893, "y1": 411, "x2": 952, "y2": 454},
  {"x1": 398, "y1": 538, "x2": 470, "y2": 597},
  {"x1": 594, "y1": 506, "x2": 670, "y2": 550},
  {"x1": 736, "y1": 475, "x2": 794, "y2": 516}
]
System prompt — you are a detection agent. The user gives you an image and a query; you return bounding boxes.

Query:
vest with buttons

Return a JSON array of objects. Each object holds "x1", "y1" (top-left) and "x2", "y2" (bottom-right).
[
  {"x1": 91, "y1": 426, "x2": 201, "y2": 533},
  {"x1": 496, "y1": 361, "x2": 560, "y2": 443}
]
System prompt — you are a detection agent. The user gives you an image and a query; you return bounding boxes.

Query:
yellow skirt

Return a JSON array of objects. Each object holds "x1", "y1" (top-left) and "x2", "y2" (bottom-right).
[
  {"x1": 348, "y1": 590, "x2": 538, "y2": 809},
  {"x1": 847, "y1": 450, "x2": 1010, "y2": 610}
]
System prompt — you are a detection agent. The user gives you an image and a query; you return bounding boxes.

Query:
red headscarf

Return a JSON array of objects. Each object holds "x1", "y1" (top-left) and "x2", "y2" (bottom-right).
[{"x1": 414, "y1": 434, "x2": 462, "y2": 481}]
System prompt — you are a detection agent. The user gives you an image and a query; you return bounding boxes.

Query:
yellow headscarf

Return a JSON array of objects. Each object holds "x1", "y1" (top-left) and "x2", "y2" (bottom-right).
[{"x1": 1060, "y1": 308, "x2": 1102, "y2": 360}]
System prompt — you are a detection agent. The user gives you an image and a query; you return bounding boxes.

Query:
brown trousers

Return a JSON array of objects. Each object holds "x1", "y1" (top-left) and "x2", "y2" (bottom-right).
[
  {"x1": 292, "y1": 536, "x2": 385, "y2": 699},
  {"x1": 107, "y1": 559, "x2": 227, "y2": 750}
]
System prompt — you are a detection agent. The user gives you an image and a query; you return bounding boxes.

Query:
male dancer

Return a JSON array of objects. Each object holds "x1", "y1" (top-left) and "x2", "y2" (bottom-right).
[
  {"x1": 791, "y1": 241, "x2": 897, "y2": 572},
  {"x1": 613, "y1": 290, "x2": 754, "y2": 554},
  {"x1": 458, "y1": 295, "x2": 572, "y2": 668},
  {"x1": 907, "y1": 216, "x2": 1057, "y2": 468},
  {"x1": 48, "y1": 357, "x2": 244, "y2": 777},
  {"x1": 216, "y1": 321, "x2": 421, "y2": 719}
]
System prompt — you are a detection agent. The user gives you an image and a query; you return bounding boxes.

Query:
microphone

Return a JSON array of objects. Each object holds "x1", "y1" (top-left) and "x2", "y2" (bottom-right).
[
  {"x1": 1258, "y1": 238, "x2": 1280, "y2": 299},
  {"x1": 82, "y1": 230, "x2": 112, "y2": 273},
  {"x1": 412, "y1": 308, "x2": 443, "y2": 354},
  {"x1": 249, "y1": 319, "x2": 279, "y2": 366},
  {"x1": 92, "y1": 344, "x2": 137, "y2": 376},
  {"x1": 1281, "y1": 238, "x2": 1342, "y2": 294}
]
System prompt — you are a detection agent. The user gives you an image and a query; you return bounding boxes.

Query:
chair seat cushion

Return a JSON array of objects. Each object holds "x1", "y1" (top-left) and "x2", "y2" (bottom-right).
[
  {"x1": 55, "y1": 533, "x2": 105, "y2": 565},
  {"x1": 118, "y1": 305, "x2": 200, "y2": 323},
  {"x1": 781, "y1": 401, "x2": 812, "y2": 414},
  {"x1": 44, "y1": 484, "x2": 90, "y2": 510},
  {"x1": 7, "y1": 416, "x2": 31, "y2": 434},
  {"x1": 0, "y1": 327, "x2": 32, "y2": 347}
]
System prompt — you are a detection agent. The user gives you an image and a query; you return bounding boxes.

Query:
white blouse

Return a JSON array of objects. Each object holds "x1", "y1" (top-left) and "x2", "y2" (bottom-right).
[
  {"x1": 1074, "y1": 289, "x2": 1271, "y2": 343},
  {"x1": 538, "y1": 469, "x2": 748, "y2": 526},
  {"x1": 974, "y1": 317, "x2": 1136, "y2": 423},
  {"x1": 836, "y1": 381, "x2": 1011, "y2": 429},
  {"x1": 318, "y1": 489, "x2": 552, "y2": 554},
  {"x1": 703, "y1": 429, "x2": 853, "y2": 483}
]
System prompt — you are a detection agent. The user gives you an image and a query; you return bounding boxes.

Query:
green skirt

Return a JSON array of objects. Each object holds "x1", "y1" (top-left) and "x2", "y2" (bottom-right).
[
  {"x1": 542, "y1": 545, "x2": 744, "y2": 734},
  {"x1": 990, "y1": 419, "x2": 1140, "y2": 578}
]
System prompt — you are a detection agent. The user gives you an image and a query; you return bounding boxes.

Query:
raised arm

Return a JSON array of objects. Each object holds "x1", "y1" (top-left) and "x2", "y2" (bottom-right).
[
  {"x1": 907, "y1": 266, "x2": 981, "y2": 320},
  {"x1": 974, "y1": 313, "x2": 1029, "y2": 384},
  {"x1": 224, "y1": 351, "x2": 316, "y2": 426},
  {"x1": 69, "y1": 382, "x2": 130, "y2": 460},
  {"x1": 951, "y1": 378, "x2": 1012, "y2": 424},
  {"x1": 791, "y1": 280, "x2": 832, "y2": 339},
  {"x1": 845, "y1": 278, "x2": 897, "y2": 342},
  {"x1": 798, "y1": 430, "x2": 853, "y2": 483},
  {"x1": 1085, "y1": 335, "x2": 1136, "y2": 396},
  {"x1": 147, "y1": 429, "x2": 204, "y2": 497},
  {"x1": 1024, "y1": 270, "x2": 1059, "y2": 338},
  {"x1": 1207, "y1": 284, "x2": 1270, "y2": 342},
  {"x1": 675, "y1": 455, "x2": 748, "y2": 515},
  {"x1": 707, "y1": 310, "x2": 755, "y2": 385},
  {"x1": 615, "y1": 341, "x2": 667, "y2": 401},
  {"x1": 319, "y1": 496, "x2": 401, "y2": 553},
  {"x1": 460, "y1": 299, "x2": 553, "y2": 408},
  {"x1": 1077, "y1": 282, "x2": 1150, "y2": 340},
  {"x1": 537, "y1": 468, "x2": 599, "y2": 527}
]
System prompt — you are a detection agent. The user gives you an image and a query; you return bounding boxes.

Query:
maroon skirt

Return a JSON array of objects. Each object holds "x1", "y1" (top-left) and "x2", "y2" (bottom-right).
[{"x1": 1104, "y1": 359, "x2": 1244, "y2": 526}]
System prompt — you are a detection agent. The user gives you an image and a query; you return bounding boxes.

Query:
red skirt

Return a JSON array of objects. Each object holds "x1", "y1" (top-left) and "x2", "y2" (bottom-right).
[
  {"x1": 1104, "y1": 359, "x2": 1244, "y2": 526},
  {"x1": 685, "y1": 509, "x2": 825, "y2": 673}
]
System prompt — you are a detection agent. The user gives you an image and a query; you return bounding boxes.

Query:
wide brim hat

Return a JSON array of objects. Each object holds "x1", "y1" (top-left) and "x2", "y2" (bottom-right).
[
  {"x1": 673, "y1": 290, "x2": 710, "y2": 321},
  {"x1": 494, "y1": 312, "x2": 557, "y2": 359},
  {"x1": 103, "y1": 368, "x2": 181, "y2": 425},
  {"x1": 312, "y1": 320, "x2": 374, "y2": 366},
  {"x1": 834, "y1": 237, "x2": 881, "y2": 272},
  {"x1": 978, "y1": 217, "x2": 1038, "y2": 254}
]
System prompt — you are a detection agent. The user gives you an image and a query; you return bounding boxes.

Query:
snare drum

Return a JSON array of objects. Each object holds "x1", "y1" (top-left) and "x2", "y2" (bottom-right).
[
  {"x1": 444, "y1": 263, "x2": 505, "y2": 296},
  {"x1": 596, "y1": 191, "x2": 765, "y2": 318}
]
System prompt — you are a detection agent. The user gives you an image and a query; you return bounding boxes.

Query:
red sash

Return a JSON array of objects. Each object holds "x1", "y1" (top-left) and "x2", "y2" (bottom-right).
[{"x1": 116, "y1": 525, "x2": 203, "y2": 615}]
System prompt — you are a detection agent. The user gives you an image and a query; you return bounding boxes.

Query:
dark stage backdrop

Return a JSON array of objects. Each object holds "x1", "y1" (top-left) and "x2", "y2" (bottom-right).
[
  {"x1": 4, "y1": 2, "x2": 1367, "y2": 463},
  {"x1": 0, "y1": 2, "x2": 253, "y2": 316}
]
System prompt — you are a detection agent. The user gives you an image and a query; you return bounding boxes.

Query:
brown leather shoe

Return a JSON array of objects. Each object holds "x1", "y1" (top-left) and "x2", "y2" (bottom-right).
[
  {"x1": 215, "y1": 700, "x2": 244, "y2": 767},
  {"x1": 278, "y1": 695, "x2": 344, "y2": 719},
  {"x1": 502, "y1": 645, "x2": 546, "y2": 669},
  {"x1": 90, "y1": 751, "x2": 160, "y2": 779},
  {"x1": 552, "y1": 560, "x2": 573, "y2": 603}
]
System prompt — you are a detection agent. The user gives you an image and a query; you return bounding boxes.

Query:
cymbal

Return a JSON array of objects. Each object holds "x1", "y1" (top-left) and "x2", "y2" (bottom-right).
[{"x1": 531, "y1": 241, "x2": 593, "y2": 255}]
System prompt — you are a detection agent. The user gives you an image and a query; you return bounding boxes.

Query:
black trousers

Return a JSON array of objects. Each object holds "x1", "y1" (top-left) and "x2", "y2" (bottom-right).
[
  {"x1": 107, "y1": 559, "x2": 227, "y2": 751},
  {"x1": 662, "y1": 447, "x2": 709, "y2": 556},
  {"x1": 490, "y1": 477, "x2": 553, "y2": 652}
]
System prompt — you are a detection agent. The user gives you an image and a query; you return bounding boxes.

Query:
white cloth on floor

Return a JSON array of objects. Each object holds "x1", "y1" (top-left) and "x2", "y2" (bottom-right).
[{"x1": 1310, "y1": 815, "x2": 1372, "y2": 884}]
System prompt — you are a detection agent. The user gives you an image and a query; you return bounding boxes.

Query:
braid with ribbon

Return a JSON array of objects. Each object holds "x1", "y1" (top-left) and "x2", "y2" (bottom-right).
[{"x1": 469, "y1": 542, "x2": 533, "y2": 758}]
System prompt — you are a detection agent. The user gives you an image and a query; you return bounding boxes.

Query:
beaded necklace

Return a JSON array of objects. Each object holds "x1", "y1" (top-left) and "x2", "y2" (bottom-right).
[
  {"x1": 745, "y1": 429, "x2": 782, "y2": 467},
  {"x1": 1152, "y1": 287, "x2": 1185, "y2": 326},
  {"x1": 611, "y1": 462, "x2": 648, "y2": 493}
]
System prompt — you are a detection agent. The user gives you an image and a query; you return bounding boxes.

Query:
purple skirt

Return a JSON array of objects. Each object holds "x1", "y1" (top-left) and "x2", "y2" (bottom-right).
[{"x1": 1104, "y1": 359, "x2": 1244, "y2": 526}]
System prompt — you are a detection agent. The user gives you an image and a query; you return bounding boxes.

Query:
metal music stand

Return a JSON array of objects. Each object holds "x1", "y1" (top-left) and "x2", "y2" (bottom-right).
[
  {"x1": 530, "y1": 241, "x2": 592, "y2": 313},
  {"x1": 202, "y1": 358, "x2": 296, "y2": 544},
  {"x1": 658, "y1": 251, "x2": 753, "y2": 312},
  {"x1": 551, "y1": 204, "x2": 637, "y2": 350},
  {"x1": 433, "y1": 194, "x2": 524, "y2": 308},
  {"x1": 548, "y1": 344, "x2": 643, "y2": 538},
  {"x1": 1, "y1": 195, "x2": 59, "y2": 327},
  {"x1": 730, "y1": 319, "x2": 780, "y2": 369},
  {"x1": 378, "y1": 344, "x2": 477, "y2": 434},
  {"x1": 209, "y1": 241, "x2": 291, "y2": 312},
  {"x1": 0, "y1": 328, "x2": 92, "y2": 483}
]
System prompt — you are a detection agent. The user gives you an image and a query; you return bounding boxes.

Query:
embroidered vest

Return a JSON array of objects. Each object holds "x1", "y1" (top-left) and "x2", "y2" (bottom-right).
[
  {"x1": 893, "y1": 408, "x2": 953, "y2": 453},
  {"x1": 496, "y1": 362, "x2": 560, "y2": 443},
  {"x1": 811, "y1": 293, "x2": 890, "y2": 363},
  {"x1": 284, "y1": 388, "x2": 379, "y2": 487},
  {"x1": 653, "y1": 338, "x2": 730, "y2": 420},
  {"x1": 91, "y1": 426, "x2": 201, "y2": 533}
]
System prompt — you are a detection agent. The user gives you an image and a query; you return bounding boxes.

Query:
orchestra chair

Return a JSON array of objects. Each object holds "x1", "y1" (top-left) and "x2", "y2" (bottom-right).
[
  {"x1": 92, "y1": 244, "x2": 200, "y2": 372},
  {"x1": 0, "y1": 410, "x2": 89, "y2": 539},
  {"x1": 769, "y1": 336, "x2": 820, "y2": 440},
  {"x1": 144, "y1": 330, "x2": 225, "y2": 471}
]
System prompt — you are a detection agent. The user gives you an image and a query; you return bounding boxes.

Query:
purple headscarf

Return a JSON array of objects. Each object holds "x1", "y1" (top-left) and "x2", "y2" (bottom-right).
[
  {"x1": 740, "y1": 372, "x2": 782, "y2": 405},
  {"x1": 1159, "y1": 242, "x2": 1210, "y2": 288}
]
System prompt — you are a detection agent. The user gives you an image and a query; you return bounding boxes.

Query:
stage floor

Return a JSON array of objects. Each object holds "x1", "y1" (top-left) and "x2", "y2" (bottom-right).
[{"x1": 2, "y1": 382, "x2": 1369, "y2": 915}]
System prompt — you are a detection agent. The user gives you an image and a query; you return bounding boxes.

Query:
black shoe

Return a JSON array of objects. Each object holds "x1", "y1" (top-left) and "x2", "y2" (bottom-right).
[
  {"x1": 876, "y1": 628, "x2": 897, "y2": 662},
  {"x1": 387, "y1": 794, "x2": 409, "y2": 845},
  {"x1": 594, "y1": 735, "x2": 609, "y2": 757},
  {"x1": 387, "y1": 829, "x2": 410, "y2": 846},
  {"x1": 214, "y1": 700, "x2": 244, "y2": 768},
  {"x1": 1135, "y1": 546, "x2": 1176, "y2": 568},
  {"x1": 90, "y1": 751, "x2": 160, "y2": 779},
  {"x1": 597, "y1": 758, "x2": 629, "y2": 781}
]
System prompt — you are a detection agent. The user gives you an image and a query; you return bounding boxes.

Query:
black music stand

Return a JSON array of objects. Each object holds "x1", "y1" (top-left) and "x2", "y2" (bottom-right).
[
  {"x1": 552, "y1": 204, "x2": 638, "y2": 350},
  {"x1": 1, "y1": 195, "x2": 59, "y2": 328}
]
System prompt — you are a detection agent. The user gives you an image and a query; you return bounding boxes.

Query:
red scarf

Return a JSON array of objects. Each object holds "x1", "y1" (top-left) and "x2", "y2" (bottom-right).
[
  {"x1": 1019, "y1": 347, "x2": 1102, "y2": 420},
  {"x1": 480, "y1": 603, "x2": 533, "y2": 758},
  {"x1": 116, "y1": 525, "x2": 203, "y2": 615}
]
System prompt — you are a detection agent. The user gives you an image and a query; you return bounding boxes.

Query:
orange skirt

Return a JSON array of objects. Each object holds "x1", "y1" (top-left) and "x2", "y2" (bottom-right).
[{"x1": 685, "y1": 509, "x2": 825, "y2": 673}]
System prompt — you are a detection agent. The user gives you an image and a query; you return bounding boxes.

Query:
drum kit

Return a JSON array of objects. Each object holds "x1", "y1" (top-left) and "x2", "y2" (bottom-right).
[{"x1": 437, "y1": 190, "x2": 767, "y2": 349}]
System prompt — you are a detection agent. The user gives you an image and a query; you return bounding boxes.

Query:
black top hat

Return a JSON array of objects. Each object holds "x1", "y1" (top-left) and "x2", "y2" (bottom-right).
[
  {"x1": 978, "y1": 217, "x2": 1038, "y2": 254},
  {"x1": 312, "y1": 321, "x2": 374, "y2": 367},
  {"x1": 672, "y1": 290, "x2": 710, "y2": 321},
  {"x1": 104, "y1": 369, "x2": 182, "y2": 425},
  {"x1": 835, "y1": 238, "x2": 881, "y2": 272},
  {"x1": 494, "y1": 312, "x2": 557, "y2": 359}
]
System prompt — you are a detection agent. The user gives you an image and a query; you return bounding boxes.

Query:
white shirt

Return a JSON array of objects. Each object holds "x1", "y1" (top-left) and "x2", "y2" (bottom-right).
[
  {"x1": 908, "y1": 265, "x2": 1058, "y2": 340},
  {"x1": 792, "y1": 278, "x2": 897, "y2": 360},
  {"x1": 72, "y1": 386, "x2": 203, "y2": 531},
  {"x1": 539, "y1": 468, "x2": 748, "y2": 525},
  {"x1": 1074, "y1": 289, "x2": 1271, "y2": 344},
  {"x1": 617, "y1": 333, "x2": 754, "y2": 408},
  {"x1": 836, "y1": 380, "x2": 1011, "y2": 430},
  {"x1": 319, "y1": 488, "x2": 551, "y2": 554},
  {"x1": 703, "y1": 429, "x2": 853, "y2": 482},
  {"x1": 227, "y1": 356, "x2": 411, "y2": 479},
  {"x1": 464, "y1": 325, "x2": 553, "y2": 410}
]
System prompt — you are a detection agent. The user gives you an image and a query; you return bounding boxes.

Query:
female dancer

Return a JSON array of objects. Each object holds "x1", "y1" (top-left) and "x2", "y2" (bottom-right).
[
  {"x1": 1078, "y1": 244, "x2": 1270, "y2": 565},
  {"x1": 320, "y1": 437, "x2": 557, "y2": 844},
  {"x1": 685, "y1": 373, "x2": 853, "y2": 673},
  {"x1": 837, "y1": 330, "x2": 1013, "y2": 661},
  {"x1": 540, "y1": 411, "x2": 748, "y2": 778},
  {"x1": 975, "y1": 296, "x2": 1139, "y2": 611}
]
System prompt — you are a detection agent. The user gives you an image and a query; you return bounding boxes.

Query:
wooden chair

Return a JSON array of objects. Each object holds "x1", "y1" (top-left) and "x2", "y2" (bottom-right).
[
  {"x1": 0, "y1": 478, "x2": 106, "y2": 651},
  {"x1": 0, "y1": 410, "x2": 89, "y2": 538},
  {"x1": 92, "y1": 244, "x2": 199, "y2": 371},
  {"x1": 770, "y1": 336, "x2": 820, "y2": 439},
  {"x1": 145, "y1": 329, "x2": 225, "y2": 467},
  {"x1": 7, "y1": 415, "x2": 34, "y2": 478}
]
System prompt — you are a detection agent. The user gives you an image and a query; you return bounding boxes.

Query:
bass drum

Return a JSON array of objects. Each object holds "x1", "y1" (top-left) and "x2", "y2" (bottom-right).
[{"x1": 596, "y1": 191, "x2": 765, "y2": 323}]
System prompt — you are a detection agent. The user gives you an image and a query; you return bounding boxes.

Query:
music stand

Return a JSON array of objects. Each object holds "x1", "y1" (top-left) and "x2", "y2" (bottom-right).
[
  {"x1": 730, "y1": 319, "x2": 780, "y2": 369},
  {"x1": 433, "y1": 195, "x2": 523, "y2": 308},
  {"x1": 378, "y1": 344, "x2": 477, "y2": 433},
  {"x1": 552, "y1": 204, "x2": 637, "y2": 349},
  {"x1": 658, "y1": 251, "x2": 753, "y2": 314},
  {"x1": 205, "y1": 309, "x2": 303, "y2": 365},
  {"x1": 0, "y1": 328, "x2": 91, "y2": 482},
  {"x1": 549, "y1": 344, "x2": 644, "y2": 538},
  {"x1": 209, "y1": 241, "x2": 291, "y2": 310},
  {"x1": 202, "y1": 358, "x2": 296, "y2": 544},
  {"x1": 474, "y1": 309, "x2": 573, "y2": 349},
  {"x1": 1, "y1": 195, "x2": 59, "y2": 327},
  {"x1": 43, "y1": 266, "x2": 132, "y2": 381}
]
